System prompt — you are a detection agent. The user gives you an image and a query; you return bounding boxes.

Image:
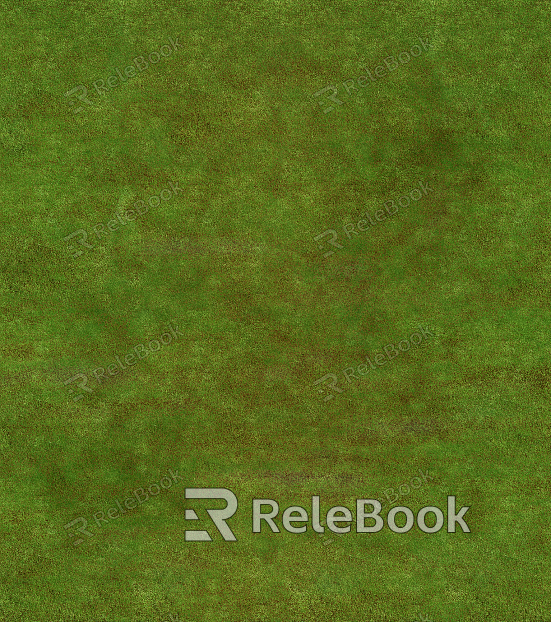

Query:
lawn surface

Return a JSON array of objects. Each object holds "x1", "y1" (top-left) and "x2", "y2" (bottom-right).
[{"x1": 0, "y1": 0, "x2": 549, "y2": 620}]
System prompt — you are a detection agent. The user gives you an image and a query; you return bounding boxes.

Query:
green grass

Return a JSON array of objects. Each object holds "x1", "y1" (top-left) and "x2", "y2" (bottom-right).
[{"x1": 1, "y1": 0, "x2": 550, "y2": 619}]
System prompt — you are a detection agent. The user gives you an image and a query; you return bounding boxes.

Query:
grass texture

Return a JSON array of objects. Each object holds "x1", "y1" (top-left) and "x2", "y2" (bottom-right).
[{"x1": 0, "y1": 0, "x2": 550, "y2": 620}]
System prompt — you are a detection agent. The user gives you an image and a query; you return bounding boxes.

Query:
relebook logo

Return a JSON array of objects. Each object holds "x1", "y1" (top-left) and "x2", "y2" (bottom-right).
[{"x1": 185, "y1": 489, "x2": 471, "y2": 542}]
